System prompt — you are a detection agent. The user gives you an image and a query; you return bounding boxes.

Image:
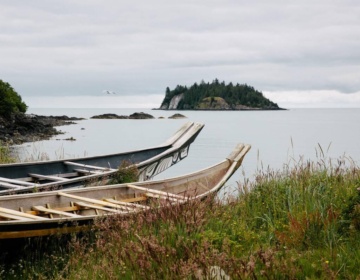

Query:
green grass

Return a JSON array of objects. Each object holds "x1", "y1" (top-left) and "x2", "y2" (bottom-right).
[{"x1": 1, "y1": 156, "x2": 360, "y2": 279}]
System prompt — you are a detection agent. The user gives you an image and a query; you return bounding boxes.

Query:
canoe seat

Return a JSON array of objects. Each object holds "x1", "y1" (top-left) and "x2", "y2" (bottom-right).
[
  {"x1": 126, "y1": 184, "x2": 186, "y2": 201},
  {"x1": 0, "y1": 212, "x2": 34, "y2": 221},
  {"x1": 28, "y1": 173, "x2": 69, "y2": 182},
  {"x1": 73, "y1": 168, "x2": 103, "y2": 175},
  {"x1": 104, "y1": 198, "x2": 150, "y2": 210},
  {"x1": 57, "y1": 192, "x2": 130, "y2": 211},
  {"x1": 74, "y1": 202, "x2": 127, "y2": 214},
  {"x1": 0, "y1": 182, "x2": 25, "y2": 190},
  {"x1": 0, "y1": 207, "x2": 47, "y2": 220},
  {"x1": 144, "y1": 192, "x2": 183, "y2": 202},
  {"x1": 64, "y1": 161, "x2": 116, "y2": 171},
  {"x1": 0, "y1": 177, "x2": 36, "y2": 187},
  {"x1": 116, "y1": 196, "x2": 148, "y2": 203},
  {"x1": 32, "y1": 206, "x2": 82, "y2": 218}
]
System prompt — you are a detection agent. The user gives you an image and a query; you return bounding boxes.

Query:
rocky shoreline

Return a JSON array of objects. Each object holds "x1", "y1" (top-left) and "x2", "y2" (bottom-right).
[
  {"x1": 0, "y1": 113, "x2": 84, "y2": 145},
  {"x1": 0, "y1": 112, "x2": 188, "y2": 146}
]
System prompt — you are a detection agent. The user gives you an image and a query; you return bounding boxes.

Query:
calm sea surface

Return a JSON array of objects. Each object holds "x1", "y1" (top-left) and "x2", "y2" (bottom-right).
[{"x1": 16, "y1": 108, "x2": 360, "y2": 195}]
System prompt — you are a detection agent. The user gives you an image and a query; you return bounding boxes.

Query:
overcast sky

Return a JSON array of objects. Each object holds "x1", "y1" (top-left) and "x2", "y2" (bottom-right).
[{"x1": 1, "y1": 0, "x2": 360, "y2": 108}]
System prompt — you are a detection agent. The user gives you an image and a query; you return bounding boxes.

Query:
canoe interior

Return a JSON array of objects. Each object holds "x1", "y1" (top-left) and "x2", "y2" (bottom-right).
[{"x1": 0, "y1": 160, "x2": 230, "y2": 218}]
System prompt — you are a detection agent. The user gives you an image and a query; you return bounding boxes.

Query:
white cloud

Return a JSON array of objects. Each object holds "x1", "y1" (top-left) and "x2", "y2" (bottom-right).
[
  {"x1": 1, "y1": 0, "x2": 360, "y2": 107},
  {"x1": 264, "y1": 90, "x2": 360, "y2": 108}
]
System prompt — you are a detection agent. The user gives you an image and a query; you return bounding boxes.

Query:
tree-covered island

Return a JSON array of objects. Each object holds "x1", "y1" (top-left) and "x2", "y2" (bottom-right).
[{"x1": 159, "y1": 79, "x2": 284, "y2": 110}]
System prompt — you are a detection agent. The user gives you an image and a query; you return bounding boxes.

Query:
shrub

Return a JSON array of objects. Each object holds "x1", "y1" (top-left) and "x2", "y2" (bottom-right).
[
  {"x1": 0, "y1": 79, "x2": 27, "y2": 119},
  {"x1": 108, "y1": 160, "x2": 139, "y2": 184}
]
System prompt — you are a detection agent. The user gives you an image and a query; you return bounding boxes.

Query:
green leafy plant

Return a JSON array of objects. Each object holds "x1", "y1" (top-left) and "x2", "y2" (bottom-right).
[{"x1": 108, "y1": 160, "x2": 139, "y2": 184}]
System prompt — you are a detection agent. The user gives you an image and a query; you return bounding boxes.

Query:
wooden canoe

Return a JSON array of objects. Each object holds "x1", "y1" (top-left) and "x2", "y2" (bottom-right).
[
  {"x1": 0, "y1": 143, "x2": 250, "y2": 239},
  {"x1": 0, "y1": 122, "x2": 204, "y2": 195}
]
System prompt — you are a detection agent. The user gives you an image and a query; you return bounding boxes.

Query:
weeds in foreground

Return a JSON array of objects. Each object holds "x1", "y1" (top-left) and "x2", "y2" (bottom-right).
[
  {"x1": 0, "y1": 141, "x2": 15, "y2": 163},
  {"x1": 1, "y1": 156, "x2": 360, "y2": 279}
]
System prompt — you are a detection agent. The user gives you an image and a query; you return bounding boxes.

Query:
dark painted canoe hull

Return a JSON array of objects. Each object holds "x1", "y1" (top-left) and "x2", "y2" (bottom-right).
[{"x1": 0, "y1": 122, "x2": 204, "y2": 195}]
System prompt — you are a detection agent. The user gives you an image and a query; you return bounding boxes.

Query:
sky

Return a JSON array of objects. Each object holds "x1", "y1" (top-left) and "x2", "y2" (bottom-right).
[{"x1": 1, "y1": 0, "x2": 360, "y2": 108}]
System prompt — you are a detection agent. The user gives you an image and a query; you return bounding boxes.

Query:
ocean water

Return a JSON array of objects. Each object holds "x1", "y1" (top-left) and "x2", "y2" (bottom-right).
[{"x1": 16, "y1": 108, "x2": 360, "y2": 195}]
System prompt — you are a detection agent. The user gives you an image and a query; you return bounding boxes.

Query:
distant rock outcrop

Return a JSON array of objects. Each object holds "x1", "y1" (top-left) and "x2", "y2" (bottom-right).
[
  {"x1": 91, "y1": 114, "x2": 128, "y2": 119},
  {"x1": 168, "y1": 114, "x2": 187, "y2": 119},
  {"x1": 129, "y1": 112, "x2": 154, "y2": 119},
  {"x1": 91, "y1": 112, "x2": 155, "y2": 120}
]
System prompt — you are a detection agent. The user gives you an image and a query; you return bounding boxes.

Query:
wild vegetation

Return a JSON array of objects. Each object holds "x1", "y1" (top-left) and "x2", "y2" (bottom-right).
[
  {"x1": 0, "y1": 141, "x2": 15, "y2": 163},
  {"x1": 160, "y1": 79, "x2": 280, "y2": 110},
  {"x1": 1, "y1": 153, "x2": 359, "y2": 279},
  {"x1": 108, "y1": 160, "x2": 139, "y2": 184},
  {"x1": 0, "y1": 79, "x2": 27, "y2": 119}
]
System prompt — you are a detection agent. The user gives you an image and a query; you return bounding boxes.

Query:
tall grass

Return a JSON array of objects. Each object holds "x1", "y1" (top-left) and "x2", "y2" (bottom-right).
[
  {"x1": 0, "y1": 141, "x2": 15, "y2": 163},
  {"x1": 1, "y1": 155, "x2": 360, "y2": 279}
]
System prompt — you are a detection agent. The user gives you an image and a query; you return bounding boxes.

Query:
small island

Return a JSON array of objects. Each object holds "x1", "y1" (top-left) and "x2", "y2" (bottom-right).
[
  {"x1": 168, "y1": 114, "x2": 187, "y2": 119},
  {"x1": 159, "y1": 79, "x2": 284, "y2": 110},
  {"x1": 91, "y1": 112, "x2": 155, "y2": 120}
]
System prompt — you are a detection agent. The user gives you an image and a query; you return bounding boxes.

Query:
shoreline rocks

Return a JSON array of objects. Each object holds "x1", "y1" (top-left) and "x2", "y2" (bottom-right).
[
  {"x1": 91, "y1": 113, "x2": 128, "y2": 119},
  {"x1": 0, "y1": 113, "x2": 84, "y2": 145},
  {"x1": 168, "y1": 114, "x2": 187, "y2": 119},
  {"x1": 1, "y1": 111, "x2": 188, "y2": 146}
]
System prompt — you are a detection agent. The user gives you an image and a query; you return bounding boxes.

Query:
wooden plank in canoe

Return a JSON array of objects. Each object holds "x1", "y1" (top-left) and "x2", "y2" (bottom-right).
[
  {"x1": 0, "y1": 182, "x2": 25, "y2": 189},
  {"x1": 126, "y1": 184, "x2": 186, "y2": 200},
  {"x1": 57, "y1": 192, "x2": 127, "y2": 210},
  {"x1": 0, "y1": 212, "x2": 34, "y2": 221},
  {"x1": 95, "y1": 200, "x2": 136, "y2": 211},
  {"x1": 0, "y1": 177, "x2": 36, "y2": 187},
  {"x1": 144, "y1": 192, "x2": 183, "y2": 202},
  {"x1": 28, "y1": 173, "x2": 69, "y2": 182},
  {"x1": 0, "y1": 207, "x2": 47, "y2": 220},
  {"x1": 117, "y1": 196, "x2": 148, "y2": 203},
  {"x1": 64, "y1": 161, "x2": 116, "y2": 171},
  {"x1": 104, "y1": 198, "x2": 150, "y2": 210},
  {"x1": 73, "y1": 168, "x2": 102, "y2": 175},
  {"x1": 53, "y1": 172, "x2": 79, "y2": 178},
  {"x1": 32, "y1": 206, "x2": 82, "y2": 218},
  {"x1": 74, "y1": 202, "x2": 127, "y2": 214}
]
